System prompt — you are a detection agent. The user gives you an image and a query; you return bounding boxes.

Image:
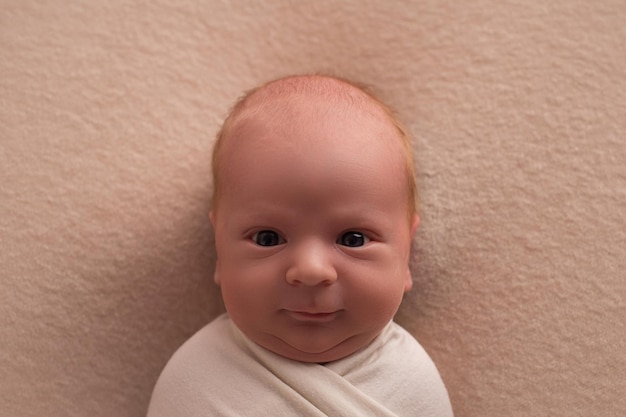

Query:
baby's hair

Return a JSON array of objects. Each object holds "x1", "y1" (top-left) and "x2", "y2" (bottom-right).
[{"x1": 211, "y1": 74, "x2": 418, "y2": 224}]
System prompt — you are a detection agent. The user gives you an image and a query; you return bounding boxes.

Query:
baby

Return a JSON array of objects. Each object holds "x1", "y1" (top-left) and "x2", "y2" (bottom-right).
[{"x1": 147, "y1": 75, "x2": 453, "y2": 416}]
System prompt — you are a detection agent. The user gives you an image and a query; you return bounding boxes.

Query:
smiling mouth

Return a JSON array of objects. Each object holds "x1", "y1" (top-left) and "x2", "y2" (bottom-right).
[{"x1": 286, "y1": 310, "x2": 340, "y2": 323}]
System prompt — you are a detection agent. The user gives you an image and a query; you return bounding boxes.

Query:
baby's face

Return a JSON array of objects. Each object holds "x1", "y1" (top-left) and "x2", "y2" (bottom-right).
[{"x1": 211, "y1": 97, "x2": 418, "y2": 363}]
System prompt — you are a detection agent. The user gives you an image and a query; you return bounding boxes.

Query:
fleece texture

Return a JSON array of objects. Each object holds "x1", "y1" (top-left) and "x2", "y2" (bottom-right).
[{"x1": 1, "y1": 1, "x2": 625, "y2": 416}]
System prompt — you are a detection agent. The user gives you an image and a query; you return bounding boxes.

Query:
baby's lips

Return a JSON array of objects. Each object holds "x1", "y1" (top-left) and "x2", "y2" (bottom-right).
[{"x1": 284, "y1": 309, "x2": 341, "y2": 323}]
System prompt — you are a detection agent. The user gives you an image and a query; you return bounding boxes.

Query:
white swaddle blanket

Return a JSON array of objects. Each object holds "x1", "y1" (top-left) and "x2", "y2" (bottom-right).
[{"x1": 147, "y1": 314, "x2": 453, "y2": 417}]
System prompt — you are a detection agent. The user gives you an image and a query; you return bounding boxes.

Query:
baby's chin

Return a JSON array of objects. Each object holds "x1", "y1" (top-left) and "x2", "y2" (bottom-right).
[{"x1": 256, "y1": 332, "x2": 378, "y2": 363}]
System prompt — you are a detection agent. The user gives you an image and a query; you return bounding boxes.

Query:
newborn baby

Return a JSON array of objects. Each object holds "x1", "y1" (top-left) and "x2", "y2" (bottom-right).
[{"x1": 147, "y1": 74, "x2": 453, "y2": 416}]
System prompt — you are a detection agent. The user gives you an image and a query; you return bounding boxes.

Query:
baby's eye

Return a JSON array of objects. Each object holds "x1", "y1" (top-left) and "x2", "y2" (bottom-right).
[
  {"x1": 251, "y1": 230, "x2": 285, "y2": 247},
  {"x1": 337, "y1": 231, "x2": 370, "y2": 247}
]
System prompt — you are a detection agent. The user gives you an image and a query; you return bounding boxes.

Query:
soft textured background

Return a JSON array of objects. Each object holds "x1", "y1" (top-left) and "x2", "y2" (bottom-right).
[{"x1": 2, "y1": 0, "x2": 625, "y2": 416}]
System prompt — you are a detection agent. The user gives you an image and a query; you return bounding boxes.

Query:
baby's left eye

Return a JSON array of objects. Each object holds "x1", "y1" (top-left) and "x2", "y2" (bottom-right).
[{"x1": 337, "y1": 231, "x2": 370, "y2": 247}]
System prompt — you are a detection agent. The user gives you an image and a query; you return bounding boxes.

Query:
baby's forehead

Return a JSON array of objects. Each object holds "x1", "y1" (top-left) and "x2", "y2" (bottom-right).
[
  {"x1": 212, "y1": 75, "x2": 417, "y2": 216},
  {"x1": 215, "y1": 75, "x2": 409, "y2": 167},
  {"x1": 226, "y1": 100, "x2": 397, "y2": 158}
]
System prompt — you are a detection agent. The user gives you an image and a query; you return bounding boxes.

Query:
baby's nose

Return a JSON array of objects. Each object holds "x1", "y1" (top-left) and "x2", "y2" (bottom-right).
[{"x1": 285, "y1": 240, "x2": 337, "y2": 286}]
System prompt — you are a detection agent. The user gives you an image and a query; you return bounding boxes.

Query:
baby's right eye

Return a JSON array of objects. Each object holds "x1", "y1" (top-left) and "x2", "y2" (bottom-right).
[{"x1": 251, "y1": 230, "x2": 286, "y2": 247}]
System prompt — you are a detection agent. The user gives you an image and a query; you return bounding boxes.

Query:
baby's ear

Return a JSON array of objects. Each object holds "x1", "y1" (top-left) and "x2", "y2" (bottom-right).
[
  {"x1": 404, "y1": 214, "x2": 419, "y2": 293},
  {"x1": 209, "y1": 211, "x2": 220, "y2": 285},
  {"x1": 404, "y1": 268, "x2": 413, "y2": 292},
  {"x1": 213, "y1": 260, "x2": 221, "y2": 286},
  {"x1": 410, "y1": 214, "x2": 420, "y2": 238}
]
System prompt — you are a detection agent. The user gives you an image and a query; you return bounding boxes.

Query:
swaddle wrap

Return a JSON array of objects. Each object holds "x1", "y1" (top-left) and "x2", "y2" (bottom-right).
[{"x1": 147, "y1": 314, "x2": 453, "y2": 417}]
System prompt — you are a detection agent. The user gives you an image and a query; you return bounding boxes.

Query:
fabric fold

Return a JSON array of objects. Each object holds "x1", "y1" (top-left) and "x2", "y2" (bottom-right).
[{"x1": 147, "y1": 314, "x2": 453, "y2": 417}]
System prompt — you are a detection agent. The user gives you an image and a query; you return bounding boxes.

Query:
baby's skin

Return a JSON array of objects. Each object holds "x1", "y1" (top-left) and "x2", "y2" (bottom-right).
[{"x1": 210, "y1": 74, "x2": 419, "y2": 363}]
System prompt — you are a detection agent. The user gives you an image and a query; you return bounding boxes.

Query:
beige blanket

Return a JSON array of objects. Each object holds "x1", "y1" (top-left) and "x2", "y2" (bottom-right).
[{"x1": 147, "y1": 314, "x2": 453, "y2": 416}]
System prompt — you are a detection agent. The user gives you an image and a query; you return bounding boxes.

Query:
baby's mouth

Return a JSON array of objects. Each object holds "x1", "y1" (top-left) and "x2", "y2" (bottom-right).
[{"x1": 285, "y1": 310, "x2": 340, "y2": 323}]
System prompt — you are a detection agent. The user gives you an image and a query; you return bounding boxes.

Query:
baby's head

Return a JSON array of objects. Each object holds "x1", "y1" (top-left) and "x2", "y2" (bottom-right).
[{"x1": 210, "y1": 74, "x2": 420, "y2": 363}]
